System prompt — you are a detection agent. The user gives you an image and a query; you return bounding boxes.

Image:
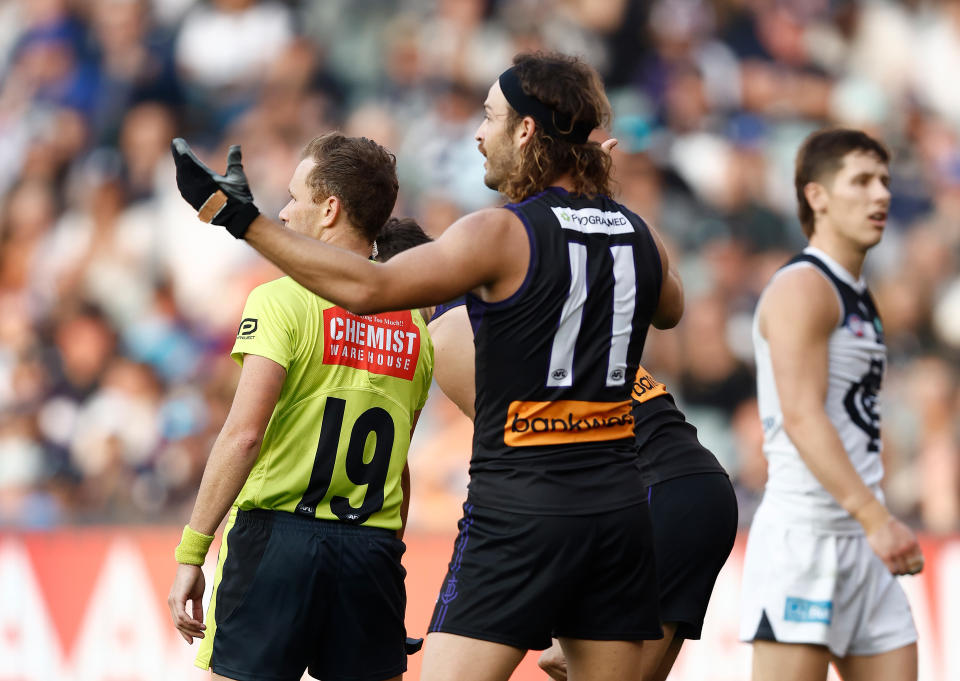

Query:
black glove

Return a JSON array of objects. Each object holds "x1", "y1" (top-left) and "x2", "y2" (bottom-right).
[{"x1": 171, "y1": 138, "x2": 260, "y2": 239}]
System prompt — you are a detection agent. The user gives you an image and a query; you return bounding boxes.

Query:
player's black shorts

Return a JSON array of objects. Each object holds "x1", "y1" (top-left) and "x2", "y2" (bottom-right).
[
  {"x1": 428, "y1": 501, "x2": 662, "y2": 650},
  {"x1": 649, "y1": 472, "x2": 738, "y2": 639},
  {"x1": 205, "y1": 508, "x2": 408, "y2": 681}
]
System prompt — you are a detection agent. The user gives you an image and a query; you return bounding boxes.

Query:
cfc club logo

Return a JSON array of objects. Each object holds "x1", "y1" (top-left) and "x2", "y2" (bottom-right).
[{"x1": 237, "y1": 317, "x2": 258, "y2": 339}]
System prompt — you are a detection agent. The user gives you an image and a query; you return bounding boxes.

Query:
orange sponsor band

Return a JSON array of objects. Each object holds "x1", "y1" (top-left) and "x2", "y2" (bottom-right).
[
  {"x1": 198, "y1": 190, "x2": 228, "y2": 223},
  {"x1": 504, "y1": 399, "x2": 633, "y2": 447},
  {"x1": 632, "y1": 365, "x2": 668, "y2": 403}
]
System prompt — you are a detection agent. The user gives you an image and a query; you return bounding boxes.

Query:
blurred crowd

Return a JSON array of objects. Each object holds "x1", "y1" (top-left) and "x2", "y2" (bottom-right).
[{"x1": 0, "y1": 0, "x2": 958, "y2": 533}]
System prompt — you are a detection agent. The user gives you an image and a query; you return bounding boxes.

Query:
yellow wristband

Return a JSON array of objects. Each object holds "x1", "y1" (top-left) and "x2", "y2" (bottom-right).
[{"x1": 174, "y1": 524, "x2": 215, "y2": 565}]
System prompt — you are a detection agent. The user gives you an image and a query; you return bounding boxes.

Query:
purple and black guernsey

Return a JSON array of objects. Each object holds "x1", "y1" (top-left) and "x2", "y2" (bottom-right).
[{"x1": 466, "y1": 187, "x2": 663, "y2": 514}]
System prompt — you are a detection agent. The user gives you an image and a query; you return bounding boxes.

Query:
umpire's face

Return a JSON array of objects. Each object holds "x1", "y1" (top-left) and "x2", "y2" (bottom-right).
[{"x1": 279, "y1": 158, "x2": 327, "y2": 238}]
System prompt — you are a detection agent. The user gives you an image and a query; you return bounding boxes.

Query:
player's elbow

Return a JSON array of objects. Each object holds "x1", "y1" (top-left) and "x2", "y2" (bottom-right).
[
  {"x1": 652, "y1": 282, "x2": 684, "y2": 329},
  {"x1": 342, "y1": 284, "x2": 384, "y2": 316},
  {"x1": 221, "y1": 426, "x2": 265, "y2": 461},
  {"x1": 651, "y1": 267, "x2": 684, "y2": 329},
  {"x1": 652, "y1": 305, "x2": 682, "y2": 329},
  {"x1": 781, "y1": 405, "x2": 819, "y2": 443},
  {"x1": 338, "y1": 274, "x2": 392, "y2": 316}
]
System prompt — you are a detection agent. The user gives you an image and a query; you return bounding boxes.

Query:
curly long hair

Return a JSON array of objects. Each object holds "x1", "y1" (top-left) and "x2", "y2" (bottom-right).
[{"x1": 498, "y1": 52, "x2": 613, "y2": 202}]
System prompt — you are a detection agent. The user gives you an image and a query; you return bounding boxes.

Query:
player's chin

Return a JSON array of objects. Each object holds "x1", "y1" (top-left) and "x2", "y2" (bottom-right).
[{"x1": 862, "y1": 226, "x2": 885, "y2": 247}]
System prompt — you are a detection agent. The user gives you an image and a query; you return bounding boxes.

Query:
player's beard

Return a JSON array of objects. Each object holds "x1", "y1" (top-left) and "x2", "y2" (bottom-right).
[{"x1": 483, "y1": 144, "x2": 520, "y2": 193}]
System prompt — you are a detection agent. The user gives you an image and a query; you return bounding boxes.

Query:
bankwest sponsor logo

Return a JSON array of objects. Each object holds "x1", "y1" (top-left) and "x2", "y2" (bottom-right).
[
  {"x1": 504, "y1": 399, "x2": 633, "y2": 446},
  {"x1": 551, "y1": 206, "x2": 634, "y2": 235},
  {"x1": 323, "y1": 307, "x2": 420, "y2": 380},
  {"x1": 632, "y1": 365, "x2": 668, "y2": 404}
]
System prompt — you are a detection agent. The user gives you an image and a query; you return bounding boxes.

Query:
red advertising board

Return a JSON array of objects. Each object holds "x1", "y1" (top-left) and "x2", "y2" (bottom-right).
[{"x1": 0, "y1": 530, "x2": 954, "y2": 681}]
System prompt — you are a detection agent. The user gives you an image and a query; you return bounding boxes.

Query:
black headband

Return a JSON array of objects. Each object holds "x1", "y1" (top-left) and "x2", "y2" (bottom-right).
[{"x1": 498, "y1": 67, "x2": 594, "y2": 145}]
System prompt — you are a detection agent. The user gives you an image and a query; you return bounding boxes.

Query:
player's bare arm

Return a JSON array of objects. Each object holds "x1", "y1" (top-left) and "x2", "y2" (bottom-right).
[
  {"x1": 167, "y1": 354, "x2": 286, "y2": 644},
  {"x1": 427, "y1": 306, "x2": 476, "y2": 420},
  {"x1": 171, "y1": 137, "x2": 529, "y2": 314},
  {"x1": 648, "y1": 225, "x2": 684, "y2": 329},
  {"x1": 760, "y1": 267, "x2": 922, "y2": 576},
  {"x1": 244, "y1": 207, "x2": 528, "y2": 314}
]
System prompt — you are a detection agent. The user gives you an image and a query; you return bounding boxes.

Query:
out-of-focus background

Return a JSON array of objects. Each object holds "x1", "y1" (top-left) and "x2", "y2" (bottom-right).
[{"x1": 0, "y1": 1, "x2": 959, "y2": 679}]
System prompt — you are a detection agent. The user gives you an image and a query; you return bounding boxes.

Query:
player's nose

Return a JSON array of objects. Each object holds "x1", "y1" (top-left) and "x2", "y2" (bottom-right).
[{"x1": 872, "y1": 179, "x2": 891, "y2": 204}]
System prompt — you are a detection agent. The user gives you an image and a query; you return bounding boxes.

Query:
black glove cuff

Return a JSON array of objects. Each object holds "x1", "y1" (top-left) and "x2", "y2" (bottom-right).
[{"x1": 224, "y1": 202, "x2": 260, "y2": 239}]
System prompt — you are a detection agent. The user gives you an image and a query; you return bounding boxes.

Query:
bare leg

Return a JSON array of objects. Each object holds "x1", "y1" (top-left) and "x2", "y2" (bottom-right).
[
  {"x1": 419, "y1": 632, "x2": 526, "y2": 681},
  {"x1": 649, "y1": 626, "x2": 683, "y2": 681},
  {"x1": 752, "y1": 641, "x2": 831, "y2": 681},
  {"x1": 540, "y1": 624, "x2": 680, "y2": 681},
  {"x1": 558, "y1": 637, "x2": 648, "y2": 681},
  {"x1": 832, "y1": 642, "x2": 917, "y2": 681},
  {"x1": 214, "y1": 669, "x2": 402, "y2": 680}
]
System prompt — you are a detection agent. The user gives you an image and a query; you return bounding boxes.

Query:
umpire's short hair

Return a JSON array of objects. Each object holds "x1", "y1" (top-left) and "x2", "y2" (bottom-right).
[{"x1": 301, "y1": 133, "x2": 399, "y2": 243}]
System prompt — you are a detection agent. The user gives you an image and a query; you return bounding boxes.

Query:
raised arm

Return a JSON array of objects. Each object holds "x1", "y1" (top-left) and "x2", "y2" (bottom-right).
[
  {"x1": 170, "y1": 137, "x2": 528, "y2": 315},
  {"x1": 243, "y1": 208, "x2": 525, "y2": 314}
]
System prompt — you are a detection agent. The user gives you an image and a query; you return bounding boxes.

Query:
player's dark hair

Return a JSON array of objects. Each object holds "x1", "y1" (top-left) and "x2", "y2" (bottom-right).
[
  {"x1": 301, "y1": 132, "x2": 399, "y2": 242},
  {"x1": 795, "y1": 128, "x2": 890, "y2": 238},
  {"x1": 373, "y1": 217, "x2": 432, "y2": 262},
  {"x1": 500, "y1": 52, "x2": 613, "y2": 202}
]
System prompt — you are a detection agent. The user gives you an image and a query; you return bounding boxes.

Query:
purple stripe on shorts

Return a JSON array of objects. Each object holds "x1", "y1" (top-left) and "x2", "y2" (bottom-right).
[{"x1": 431, "y1": 504, "x2": 475, "y2": 631}]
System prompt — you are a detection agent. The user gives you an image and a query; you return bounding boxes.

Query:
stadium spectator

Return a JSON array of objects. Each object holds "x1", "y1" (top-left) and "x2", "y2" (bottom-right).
[{"x1": 0, "y1": 0, "x2": 955, "y2": 540}]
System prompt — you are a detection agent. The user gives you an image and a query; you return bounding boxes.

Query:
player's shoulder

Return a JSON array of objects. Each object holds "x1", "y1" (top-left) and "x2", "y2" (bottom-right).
[
  {"x1": 439, "y1": 208, "x2": 525, "y2": 263},
  {"x1": 759, "y1": 263, "x2": 840, "y2": 333},
  {"x1": 451, "y1": 206, "x2": 521, "y2": 233},
  {"x1": 250, "y1": 275, "x2": 297, "y2": 295},
  {"x1": 245, "y1": 276, "x2": 323, "y2": 321},
  {"x1": 252, "y1": 276, "x2": 325, "y2": 303},
  {"x1": 766, "y1": 261, "x2": 837, "y2": 298}
]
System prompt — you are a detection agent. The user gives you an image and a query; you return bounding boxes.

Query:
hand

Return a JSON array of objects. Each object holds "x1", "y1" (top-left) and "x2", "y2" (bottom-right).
[
  {"x1": 866, "y1": 516, "x2": 924, "y2": 576},
  {"x1": 538, "y1": 640, "x2": 568, "y2": 681},
  {"x1": 855, "y1": 498, "x2": 924, "y2": 575},
  {"x1": 168, "y1": 563, "x2": 207, "y2": 644},
  {"x1": 171, "y1": 138, "x2": 260, "y2": 239}
]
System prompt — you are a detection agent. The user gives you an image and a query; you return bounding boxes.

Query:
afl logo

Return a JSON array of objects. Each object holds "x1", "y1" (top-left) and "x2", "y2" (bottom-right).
[
  {"x1": 552, "y1": 368, "x2": 568, "y2": 381},
  {"x1": 846, "y1": 314, "x2": 865, "y2": 338},
  {"x1": 610, "y1": 369, "x2": 624, "y2": 381},
  {"x1": 237, "y1": 317, "x2": 258, "y2": 338}
]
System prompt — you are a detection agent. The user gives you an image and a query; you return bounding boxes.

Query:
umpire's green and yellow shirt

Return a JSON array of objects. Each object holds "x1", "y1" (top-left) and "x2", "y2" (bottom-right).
[{"x1": 230, "y1": 276, "x2": 433, "y2": 531}]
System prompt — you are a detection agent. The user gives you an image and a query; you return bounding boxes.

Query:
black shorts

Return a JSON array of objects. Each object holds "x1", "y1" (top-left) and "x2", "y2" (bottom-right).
[
  {"x1": 428, "y1": 502, "x2": 662, "y2": 650},
  {"x1": 202, "y1": 508, "x2": 408, "y2": 681},
  {"x1": 649, "y1": 472, "x2": 738, "y2": 639}
]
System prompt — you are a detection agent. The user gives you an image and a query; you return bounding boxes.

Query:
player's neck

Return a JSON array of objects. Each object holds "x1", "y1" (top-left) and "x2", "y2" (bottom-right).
[
  {"x1": 550, "y1": 173, "x2": 576, "y2": 193},
  {"x1": 320, "y1": 226, "x2": 375, "y2": 259},
  {"x1": 808, "y1": 231, "x2": 868, "y2": 280}
]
